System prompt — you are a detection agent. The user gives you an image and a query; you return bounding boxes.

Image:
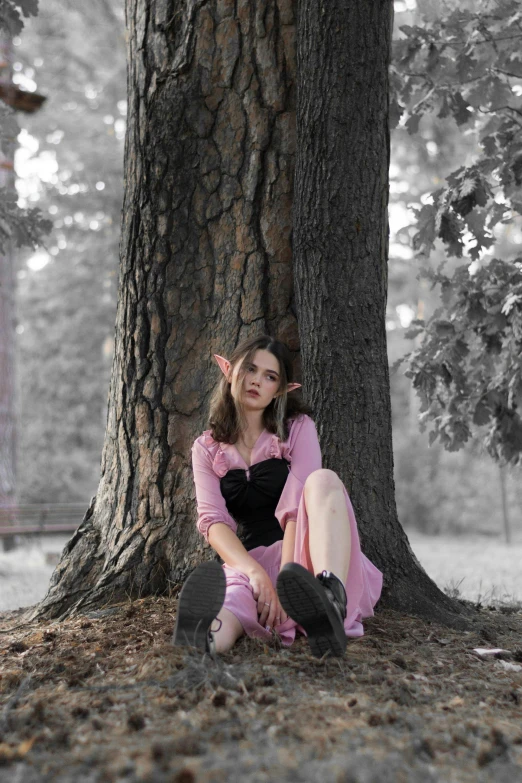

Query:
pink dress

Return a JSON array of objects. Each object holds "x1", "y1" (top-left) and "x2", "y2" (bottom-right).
[{"x1": 191, "y1": 414, "x2": 383, "y2": 646}]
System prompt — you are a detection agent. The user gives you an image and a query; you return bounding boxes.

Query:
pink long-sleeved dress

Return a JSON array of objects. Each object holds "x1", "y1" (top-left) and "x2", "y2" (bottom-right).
[{"x1": 191, "y1": 413, "x2": 383, "y2": 646}]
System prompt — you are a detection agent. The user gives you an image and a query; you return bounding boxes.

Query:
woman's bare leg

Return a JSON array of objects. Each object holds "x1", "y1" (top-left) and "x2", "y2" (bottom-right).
[
  {"x1": 212, "y1": 607, "x2": 244, "y2": 653},
  {"x1": 303, "y1": 469, "x2": 351, "y2": 583}
]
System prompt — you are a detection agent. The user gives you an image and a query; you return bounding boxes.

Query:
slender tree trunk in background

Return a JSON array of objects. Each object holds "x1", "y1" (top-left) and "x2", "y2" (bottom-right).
[
  {"x1": 0, "y1": 34, "x2": 17, "y2": 552},
  {"x1": 36, "y1": 0, "x2": 470, "y2": 625},
  {"x1": 36, "y1": 0, "x2": 299, "y2": 617},
  {"x1": 498, "y1": 465, "x2": 510, "y2": 544},
  {"x1": 293, "y1": 0, "x2": 469, "y2": 626}
]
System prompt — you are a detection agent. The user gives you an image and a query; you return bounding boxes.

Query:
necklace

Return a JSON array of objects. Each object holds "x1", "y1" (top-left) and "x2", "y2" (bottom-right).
[{"x1": 238, "y1": 432, "x2": 260, "y2": 450}]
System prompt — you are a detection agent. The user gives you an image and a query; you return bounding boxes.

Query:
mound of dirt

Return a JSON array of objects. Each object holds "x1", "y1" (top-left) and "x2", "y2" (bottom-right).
[{"x1": 1, "y1": 597, "x2": 521, "y2": 782}]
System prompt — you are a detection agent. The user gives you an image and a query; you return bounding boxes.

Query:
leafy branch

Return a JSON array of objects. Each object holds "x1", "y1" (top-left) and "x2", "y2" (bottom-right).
[
  {"x1": 397, "y1": 258, "x2": 522, "y2": 466},
  {"x1": 0, "y1": 0, "x2": 39, "y2": 36},
  {"x1": 393, "y1": 1, "x2": 522, "y2": 464},
  {"x1": 0, "y1": 189, "x2": 52, "y2": 255},
  {"x1": 0, "y1": 1, "x2": 52, "y2": 254}
]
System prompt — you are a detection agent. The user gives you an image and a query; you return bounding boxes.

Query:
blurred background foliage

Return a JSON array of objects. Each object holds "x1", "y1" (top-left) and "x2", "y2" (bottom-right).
[
  {"x1": 386, "y1": 0, "x2": 522, "y2": 538},
  {"x1": 4, "y1": 0, "x2": 522, "y2": 537},
  {"x1": 9, "y1": 0, "x2": 125, "y2": 503},
  {"x1": 393, "y1": 0, "x2": 522, "y2": 467}
]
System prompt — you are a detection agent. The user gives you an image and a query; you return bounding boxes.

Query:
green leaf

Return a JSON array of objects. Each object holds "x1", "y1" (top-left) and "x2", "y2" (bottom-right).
[
  {"x1": 0, "y1": 0, "x2": 39, "y2": 34},
  {"x1": 404, "y1": 325, "x2": 425, "y2": 339},
  {"x1": 451, "y1": 92, "x2": 473, "y2": 126},
  {"x1": 438, "y1": 212, "x2": 464, "y2": 258},
  {"x1": 405, "y1": 113, "x2": 422, "y2": 135},
  {"x1": 456, "y1": 52, "x2": 478, "y2": 82},
  {"x1": 433, "y1": 320, "x2": 455, "y2": 337},
  {"x1": 473, "y1": 401, "x2": 491, "y2": 426},
  {"x1": 21, "y1": 0, "x2": 39, "y2": 16},
  {"x1": 412, "y1": 204, "x2": 437, "y2": 257},
  {"x1": 389, "y1": 98, "x2": 404, "y2": 130},
  {"x1": 481, "y1": 134, "x2": 498, "y2": 156}
]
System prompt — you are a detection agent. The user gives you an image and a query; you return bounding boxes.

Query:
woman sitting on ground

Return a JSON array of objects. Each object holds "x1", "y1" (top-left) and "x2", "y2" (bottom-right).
[{"x1": 173, "y1": 334, "x2": 382, "y2": 657}]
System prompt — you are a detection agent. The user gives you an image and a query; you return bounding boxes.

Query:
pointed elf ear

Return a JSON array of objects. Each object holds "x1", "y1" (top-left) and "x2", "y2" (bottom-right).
[
  {"x1": 276, "y1": 382, "x2": 302, "y2": 396},
  {"x1": 213, "y1": 354, "x2": 232, "y2": 380}
]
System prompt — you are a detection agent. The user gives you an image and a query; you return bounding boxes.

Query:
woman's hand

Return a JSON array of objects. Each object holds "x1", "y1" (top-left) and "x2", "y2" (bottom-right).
[{"x1": 247, "y1": 564, "x2": 288, "y2": 629}]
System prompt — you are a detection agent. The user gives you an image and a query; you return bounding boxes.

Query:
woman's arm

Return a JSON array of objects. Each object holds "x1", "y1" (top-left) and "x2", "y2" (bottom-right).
[
  {"x1": 191, "y1": 439, "x2": 239, "y2": 542},
  {"x1": 192, "y1": 438, "x2": 285, "y2": 627},
  {"x1": 209, "y1": 522, "x2": 285, "y2": 628},
  {"x1": 207, "y1": 522, "x2": 261, "y2": 578},
  {"x1": 280, "y1": 519, "x2": 296, "y2": 570}
]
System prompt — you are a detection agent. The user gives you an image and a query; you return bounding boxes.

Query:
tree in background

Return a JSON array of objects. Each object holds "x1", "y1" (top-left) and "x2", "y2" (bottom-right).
[
  {"x1": 0, "y1": 1, "x2": 50, "y2": 252},
  {"x1": 11, "y1": 0, "x2": 125, "y2": 502},
  {"x1": 393, "y1": 0, "x2": 522, "y2": 467},
  {"x1": 0, "y1": 3, "x2": 50, "y2": 539}
]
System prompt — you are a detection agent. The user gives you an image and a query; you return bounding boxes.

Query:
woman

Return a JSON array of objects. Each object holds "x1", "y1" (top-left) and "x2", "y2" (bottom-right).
[{"x1": 173, "y1": 335, "x2": 382, "y2": 657}]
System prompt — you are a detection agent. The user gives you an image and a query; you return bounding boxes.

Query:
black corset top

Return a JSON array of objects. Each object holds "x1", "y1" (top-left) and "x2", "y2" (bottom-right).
[{"x1": 220, "y1": 457, "x2": 290, "y2": 551}]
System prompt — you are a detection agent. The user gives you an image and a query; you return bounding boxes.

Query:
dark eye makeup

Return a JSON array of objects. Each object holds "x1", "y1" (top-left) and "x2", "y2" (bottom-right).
[{"x1": 247, "y1": 364, "x2": 278, "y2": 381}]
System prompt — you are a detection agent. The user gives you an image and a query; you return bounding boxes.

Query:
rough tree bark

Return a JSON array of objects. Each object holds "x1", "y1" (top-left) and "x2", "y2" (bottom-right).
[
  {"x1": 35, "y1": 0, "x2": 300, "y2": 617},
  {"x1": 35, "y1": 0, "x2": 470, "y2": 626},
  {"x1": 293, "y1": 0, "x2": 469, "y2": 626}
]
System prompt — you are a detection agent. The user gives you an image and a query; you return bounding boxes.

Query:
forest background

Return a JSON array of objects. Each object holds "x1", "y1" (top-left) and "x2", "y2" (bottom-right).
[{"x1": 7, "y1": 0, "x2": 522, "y2": 572}]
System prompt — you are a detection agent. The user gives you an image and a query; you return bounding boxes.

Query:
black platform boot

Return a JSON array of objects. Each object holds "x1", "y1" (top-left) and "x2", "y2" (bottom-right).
[
  {"x1": 172, "y1": 561, "x2": 226, "y2": 655},
  {"x1": 316, "y1": 570, "x2": 348, "y2": 623},
  {"x1": 276, "y1": 563, "x2": 348, "y2": 658}
]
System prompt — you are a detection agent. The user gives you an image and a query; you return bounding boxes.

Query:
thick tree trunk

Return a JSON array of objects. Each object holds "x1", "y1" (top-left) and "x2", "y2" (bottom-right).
[
  {"x1": 36, "y1": 0, "x2": 471, "y2": 627},
  {"x1": 36, "y1": 0, "x2": 299, "y2": 618},
  {"x1": 293, "y1": 0, "x2": 469, "y2": 626}
]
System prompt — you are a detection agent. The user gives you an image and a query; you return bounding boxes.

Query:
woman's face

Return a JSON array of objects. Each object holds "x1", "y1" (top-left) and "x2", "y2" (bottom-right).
[{"x1": 230, "y1": 349, "x2": 282, "y2": 412}]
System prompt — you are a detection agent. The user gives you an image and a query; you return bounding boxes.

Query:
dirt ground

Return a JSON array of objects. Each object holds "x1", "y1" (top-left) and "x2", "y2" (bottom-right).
[{"x1": 1, "y1": 595, "x2": 521, "y2": 783}]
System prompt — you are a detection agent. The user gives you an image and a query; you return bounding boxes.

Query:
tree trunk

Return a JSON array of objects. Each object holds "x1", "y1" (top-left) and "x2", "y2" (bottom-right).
[
  {"x1": 499, "y1": 465, "x2": 510, "y2": 544},
  {"x1": 292, "y1": 0, "x2": 470, "y2": 626},
  {"x1": 36, "y1": 0, "x2": 471, "y2": 627},
  {"x1": 35, "y1": 0, "x2": 299, "y2": 618},
  {"x1": 0, "y1": 33, "x2": 18, "y2": 552}
]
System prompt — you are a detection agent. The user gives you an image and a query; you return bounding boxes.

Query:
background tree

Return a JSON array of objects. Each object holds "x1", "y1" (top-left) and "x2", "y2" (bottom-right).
[
  {"x1": 13, "y1": 0, "x2": 125, "y2": 503},
  {"x1": 393, "y1": 0, "x2": 522, "y2": 466},
  {"x1": 0, "y1": 7, "x2": 49, "y2": 548},
  {"x1": 0, "y1": 1, "x2": 51, "y2": 249}
]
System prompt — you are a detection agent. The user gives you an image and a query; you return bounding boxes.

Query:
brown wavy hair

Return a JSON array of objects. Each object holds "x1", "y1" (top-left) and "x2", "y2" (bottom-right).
[{"x1": 208, "y1": 335, "x2": 313, "y2": 443}]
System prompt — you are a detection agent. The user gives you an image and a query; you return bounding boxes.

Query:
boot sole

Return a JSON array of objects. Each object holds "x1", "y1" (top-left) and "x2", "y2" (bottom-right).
[
  {"x1": 172, "y1": 561, "x2": 226, "y2": 652},
  {"x1": 276, "y1": 563, "x2": 347, "y2": 658}
]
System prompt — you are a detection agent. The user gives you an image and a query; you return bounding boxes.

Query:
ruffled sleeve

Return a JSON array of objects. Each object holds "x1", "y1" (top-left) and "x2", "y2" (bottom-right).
[
  {"x1": 274, "y1": 415, "x2": 322, "y2": 531},
  {"x1": 202, "y1": 431, "x2": 229, "y2": 478},
  {"x1": 268, "y1": 433, "x2": 292, "y2": 462},
  {"x1": 191, "y1": 436, "x2": 238, "y2": 542}
]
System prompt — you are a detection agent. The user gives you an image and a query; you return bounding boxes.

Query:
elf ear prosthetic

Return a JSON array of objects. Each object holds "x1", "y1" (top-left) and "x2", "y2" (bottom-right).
[
  {"x1": 213, "y1": 354, "x2": 232, "y2": 380},
  {"x1": 280, "y1": 382, "x2": 302, "y2": 394},
  {"x1": 213, "y1": 354, "x2": 302, "y2": 395}
]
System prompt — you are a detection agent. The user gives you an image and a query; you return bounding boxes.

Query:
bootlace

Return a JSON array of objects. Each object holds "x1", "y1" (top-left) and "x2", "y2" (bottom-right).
[{"x1": 317, "y1": 570, "x2": 347, "y2": 622}]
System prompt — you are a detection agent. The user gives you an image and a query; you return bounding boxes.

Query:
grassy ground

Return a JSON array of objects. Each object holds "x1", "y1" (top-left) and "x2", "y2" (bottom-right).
[
  {"x1": 3, "y1": 532, "x2": 522, "y2": 614},
  {"x1": 408, "y1": 532, "x2": 522, "y2": 608},
  {"x1": 1, "y1": 593, "x2": 521, "y2": 782}
]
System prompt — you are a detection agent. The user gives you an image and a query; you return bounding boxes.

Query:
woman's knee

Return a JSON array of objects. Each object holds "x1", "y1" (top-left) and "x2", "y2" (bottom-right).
[{"x1": 304, "y1": 468, "x2": 342, "y2": 498}]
